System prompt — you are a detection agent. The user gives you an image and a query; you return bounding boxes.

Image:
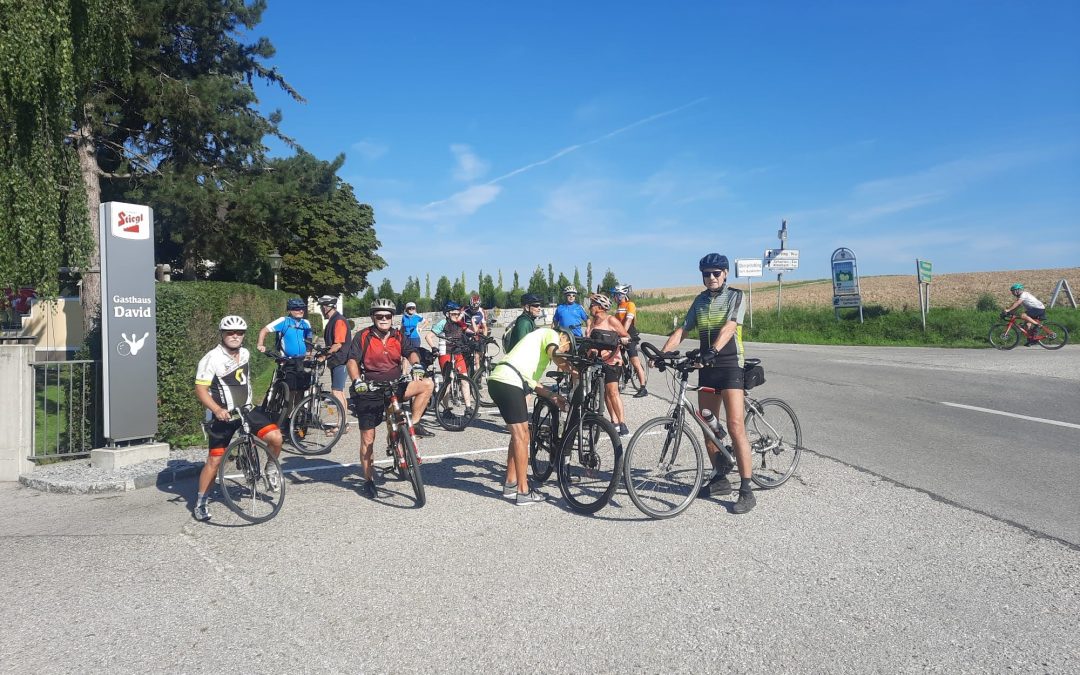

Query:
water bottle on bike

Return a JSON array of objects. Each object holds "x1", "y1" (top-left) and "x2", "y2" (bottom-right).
[{"x1": 700, "y1": 408, "x2": 726, "y2": 441}]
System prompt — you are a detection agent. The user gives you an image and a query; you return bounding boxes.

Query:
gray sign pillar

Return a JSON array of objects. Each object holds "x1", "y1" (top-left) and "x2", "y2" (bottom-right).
[{"x1": 99, "y1": 202, "x2": 158, "y2": 443}]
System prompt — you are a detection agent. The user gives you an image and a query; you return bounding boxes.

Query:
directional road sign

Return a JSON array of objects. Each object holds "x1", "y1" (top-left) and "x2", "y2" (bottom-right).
[{"x1": 764, "y1": 248, "x2": 800, "y2": 270}]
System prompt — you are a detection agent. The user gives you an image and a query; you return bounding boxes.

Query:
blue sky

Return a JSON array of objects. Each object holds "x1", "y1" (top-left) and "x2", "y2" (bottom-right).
[{"x1": 253, "y1": 1, "x2": 1079, "y2": 292}]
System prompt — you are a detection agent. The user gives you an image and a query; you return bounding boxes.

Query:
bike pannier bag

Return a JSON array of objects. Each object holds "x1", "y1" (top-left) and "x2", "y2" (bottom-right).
[{"x1": 743, "y1": 363, "x2": 766, "y2": 390}]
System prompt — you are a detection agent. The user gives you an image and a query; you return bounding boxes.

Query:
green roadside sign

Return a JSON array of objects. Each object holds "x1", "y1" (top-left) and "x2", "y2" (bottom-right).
[{"x1": 917, "y1": 259, "x2": 932, "y2": 284}]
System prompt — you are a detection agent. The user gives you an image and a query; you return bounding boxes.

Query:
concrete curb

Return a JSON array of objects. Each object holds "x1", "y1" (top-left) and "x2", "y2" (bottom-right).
[{"x1": 17, "y1": 454, "x2": 203, "y2": 495}]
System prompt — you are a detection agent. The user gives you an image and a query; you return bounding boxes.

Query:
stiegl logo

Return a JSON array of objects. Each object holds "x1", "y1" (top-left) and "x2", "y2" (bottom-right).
[{"x1": 112, "y1": 208, "x2": 150, "y2": 240}]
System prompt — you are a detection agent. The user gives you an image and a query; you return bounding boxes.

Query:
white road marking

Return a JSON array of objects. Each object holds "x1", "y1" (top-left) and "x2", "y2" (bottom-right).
[
  {"x1": 940, "y1": 402, "x2": 1080, "y2": 430},
  {"x1": 282, "y1": 445, "x2": 507, "y2": 476}
]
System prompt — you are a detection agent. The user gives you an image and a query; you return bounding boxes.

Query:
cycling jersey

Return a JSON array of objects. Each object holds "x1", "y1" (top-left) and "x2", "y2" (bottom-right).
[
  {"x1": 464, "y1": 306, "x2": 487, "y2": 332},
  {"x1": 553, "y1": 303, "x2": 589, "y2": 337},
  {"x1": 195, "y1": 345, "x2": 253, "y2": 410},
  {"x1": 1018, "y1": 291, "x2": 1045, "y2": 310},
  {"x1": 401, "y1": 312, "x2": 423, "y2": 340},
  {"x1": 264, "y1": 316, "x2": 313, "y2": 357},
  {"x1": 347, "y1": 327, "x2": 416, "y2": 382},
  {"x1": 615, "y1": 300, "x2": 640, "y2": 337},
  {"x1": 503, "y1": 312, "x2": 536, "y2": 353},
  {"x1": 432, "y1": 317, "x2": 468, "y2": 354},
  {"x1": 682, "y1": 286, "x2": 746, "y2": 368},
  {"x1": 490, "y1": 327, "x2": 560, "y2": 391},
  {"x1": 323, "y1": 311, "x2": 351, "y2": 368}
]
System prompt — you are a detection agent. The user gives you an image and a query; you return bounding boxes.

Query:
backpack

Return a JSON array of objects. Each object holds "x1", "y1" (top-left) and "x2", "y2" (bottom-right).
[{"x1": 502, "y1": 313, "x2": 534, "y2": 353}]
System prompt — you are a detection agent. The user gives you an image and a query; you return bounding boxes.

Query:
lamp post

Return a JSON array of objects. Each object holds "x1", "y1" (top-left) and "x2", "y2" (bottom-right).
[{"x1": 267, "y1": 250, "x2": 283, "y2": 291}]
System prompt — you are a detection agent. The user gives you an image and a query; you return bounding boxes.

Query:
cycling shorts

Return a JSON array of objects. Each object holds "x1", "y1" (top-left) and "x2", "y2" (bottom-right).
[
  {"x1": 350, "y1": 381, "x2": 408, "y2": 430},
  {"x1": 489, "y1": 379, "x2": 530, "y2": 425},
  {"x1": 603, "y1": 363, "x2": 622, "y2": 385},
  {"x1": 438, "y1": 352, "x2": 468, "y2": 375},
  {"x1": 1026, "y1": 307, "x2": 1046, "y2": 321},
  {"x1": 206, "y1": 408, "x2": 277, "y2": 456},
  {"x1": 624, "y1": 338, "x2": 640, "y2": 358},
  {"x1": 330, "y1": 364, "x2": 347, "y2": 392},
  {"x1": 698, "y1": 366, "x2": 745, "y2": 392}
]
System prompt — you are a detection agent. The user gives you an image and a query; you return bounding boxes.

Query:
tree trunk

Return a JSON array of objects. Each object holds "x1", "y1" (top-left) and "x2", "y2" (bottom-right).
[{"x1": 75, "y1": 116, "x2": 102, "y2": 338}]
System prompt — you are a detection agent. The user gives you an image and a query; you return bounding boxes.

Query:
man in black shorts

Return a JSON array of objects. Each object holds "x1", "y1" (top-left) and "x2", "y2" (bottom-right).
[{"x1": 658, "y1": 253, "x2": 755, "y2": 514}]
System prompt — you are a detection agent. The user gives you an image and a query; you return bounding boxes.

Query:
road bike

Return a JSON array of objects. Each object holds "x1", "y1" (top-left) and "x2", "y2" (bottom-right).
[
  {"x1": 358, "y1": 376, "x2": 426, "y2": 506},
  {"x1": 528, "y1": 333, "x2": 623, "y2": 514},
  {"x1": 260, "y1": 350, "x2": 309, "y2": 427},
  {"x1": 286, "y1": 346, "x2": 347, "y2": 454},
  {"x1": 217, "y1": 405, "x2": 285, "y2": 524},
  {"x1": 989, "y1": 312, "x2": 1068, "y2": 350},
  {"x1": 623, "y1": 342, "x2": 802, "y2": 519},
  {"x1": 616, "y1": 336, "x2": 650, "y2": 395}
]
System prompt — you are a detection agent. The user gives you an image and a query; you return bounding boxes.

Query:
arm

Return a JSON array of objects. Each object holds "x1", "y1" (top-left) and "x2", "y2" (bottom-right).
[
  {"x1": 1004, "y1": 298, "x2": 1022, "y2": 312},
  {"x1": 660, "y1": 326, "x2": 685, "y2": 352},
  {"x1": 256, "y1": 325, "x2": 272, "y2": 353},
  {"x1": 196, "y1": 384, "x2": 231, "y2": 422},
  {"x1": 710, "y1": 319, "x2": 740, "y2": 353}
]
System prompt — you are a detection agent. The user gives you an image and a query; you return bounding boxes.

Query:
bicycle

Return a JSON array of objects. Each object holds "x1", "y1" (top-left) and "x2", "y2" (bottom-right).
[
  {"x1": 432, "y1": 342, "x2": 480, "y2": 431},
  {"x1": 989, "y1": 312, "x2": 1068, "y2": 350},
  {"x1": 623, "y1": 342, "x2": 802, "y2": 519},
  {"x1": 616, "y1": 336, "x2": 650, "y2": 394},
  {"x1": 286, "y1": 346, "x2": 347, "y2": 455},
  {"x1": 216, "y1": 405, "x2": 286, "y2": 524},
  {"x1": 260, "y1": 350, "x2": 309, "y2": 427},
  {"x1": 356, "y1": 375, "x2": 426, "y2": 507},
  {"x1": 462, "y1": 333, "x2": 500, "y2": 408},
  {"x1": 528, "y1": 333, "x2": 623, "y2": 514}
]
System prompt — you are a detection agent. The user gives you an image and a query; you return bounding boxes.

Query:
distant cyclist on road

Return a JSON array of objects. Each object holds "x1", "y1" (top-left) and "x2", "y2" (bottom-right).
[
  {"x1": 503, "y1": 292, "x2": 542, "y2": 353},
  {"x1": 427, "y1": 301, "x2": 470, "y2": 376},
  {"x1": 464, "y1": 293, "x2": 489, "y2": 370},
  {"x1": 192, "y1": 315, "x2": 284, "y2": 522},
  {"x1": 586, "y1": 293, "x2": 632, "y2": 436},
  {"x1": 657, "y1": 254, "x2": 755, "y2": 514},
  {"x1": 613, "y1": 284, "x2": 649, "y2": 398},
  {"x1": 553, "y1": 286, "x2": 588, "y2": 337},
  {"x1": 1003, "y1": 283, "x2": 1046, "y2": 346}
]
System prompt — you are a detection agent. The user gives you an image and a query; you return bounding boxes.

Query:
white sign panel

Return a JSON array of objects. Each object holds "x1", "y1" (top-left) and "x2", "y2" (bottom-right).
[
  {"x1": 764, "y1": 248, "x2": 800, "y2": 270},
  {"x1": 833, "y1": 295, "x2": 862, "y2": 308},
  {"x1": 735, "y1": 259, "x2": 763, "y2": 278}
]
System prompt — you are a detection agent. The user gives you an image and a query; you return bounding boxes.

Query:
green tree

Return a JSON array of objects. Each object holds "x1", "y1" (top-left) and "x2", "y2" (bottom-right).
[
  {"x1": 359, "y1": 286, "x2": 376, "y2": 310},
  {"x1": 433, "y1": 275, "x2": 452, "y2": 311},
  {"x1": 401, "y1": 276, "x2": 421, "y2": 308},
  {"x1": 451, "y1": 275, "x2": 466, "y2": 304},
  {"x1": 601, "y1": 268, "x2": 619, "y2": 292},
  {"x1": 547, "y1": 263, "x2": 555, "y2": 298},
  {"x1": 555, "y1": 273, "x2": 571, "y2": 297},
  {"x1": 527, "y1": 265, "x2": 548, "y2": 302},
  {"x1": 586, "y1": 262, "x2": 593, "y2": 294},
  {"x1": 479, "y1": 274, "x2": 496, "y2": 307},
  {"x1": 573, "y1": 267, "x2": 582, "y2": 291},
  {"x1": 376, "y1": 278, "x2": 396, "y2": 305}
]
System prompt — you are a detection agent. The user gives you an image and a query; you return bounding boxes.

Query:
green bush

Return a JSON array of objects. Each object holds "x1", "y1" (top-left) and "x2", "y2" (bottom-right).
[
  {"x1": 156, "y1": 282, "x2": 290, "y2": 446},
  {"x1": 975, "y1": 292, "x2": 998, "y2": 312}
]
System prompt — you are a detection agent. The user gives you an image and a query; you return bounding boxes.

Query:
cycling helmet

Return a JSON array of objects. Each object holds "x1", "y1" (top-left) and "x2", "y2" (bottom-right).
[
  {"x1": 1010, "y1": 283, "x2": 1024, "y2": 292},
  {"x1": 563, "y1": 285, "x2": 578, "y2": 295},
  {"x1": 286, "y1": 298, "x2": 306, "y2": 311},
  {"x1": 612, "y1": 284, "x2": 630, "y2": 296},
  {"x1": 405, "y1": 301, "x2": 417, "y2": 309},
  {"x1": 443, "y1": 300, "x2": 461, "y2": 313},
  {"x1": 698, "y1": 253, "x2": 729, "y2": 271},
  {"x1": 589, "y1": 293, "x2": 611, "y2": 310},
  {"x1": 316, "y1": 294, "x2": 337, "y2": 307},
  {"x1": 370, "y1": 298, "x2": 395, "y2": 315},
  {"x1": 521, "y1": 293, "x2": 541, "y2": 306},
  {"x1": 470, "y1": 293, "x2": 481, "y2": 305},
  {"x1": 218, "y1": 315, "x2": 248, "y2": 331}
]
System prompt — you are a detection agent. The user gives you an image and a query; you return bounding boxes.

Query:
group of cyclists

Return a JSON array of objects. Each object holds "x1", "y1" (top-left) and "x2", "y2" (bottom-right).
[{"x1": 191, "y1": 253, "x2": 761, "y2": 519}]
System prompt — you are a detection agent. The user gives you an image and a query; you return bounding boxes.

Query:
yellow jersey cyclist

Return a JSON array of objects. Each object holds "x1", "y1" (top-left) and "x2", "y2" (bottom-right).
[
  {"x1": 193, "y1": 315, "x2": 285, "y2": 522},
  {"x1": 657, "y1": 253, "x2": 755, "y2": 514},
  {"x1": 1003, "y1": 283, "x2": 1046, "y2": 346},
  {"x1": 613, "y1": 284, "x2": 649, "y2": 398}
]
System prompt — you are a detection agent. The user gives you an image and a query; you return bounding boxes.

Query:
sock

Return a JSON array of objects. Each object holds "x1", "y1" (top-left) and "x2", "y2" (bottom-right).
[
  {"x1": 739, "y1": 478, "x2": 753, "y2": 494},
  {"x1": 196, "y1": 492, "x2": 207, "y2": 506}
]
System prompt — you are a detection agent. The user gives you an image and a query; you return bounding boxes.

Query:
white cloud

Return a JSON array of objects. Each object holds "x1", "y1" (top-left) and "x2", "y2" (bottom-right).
[
  {"x1": 350, "y1": 139, "x2": 388, "y2": 161},
  {"x1": 450, "y1": 144, "x2": 490, "y2": 182},
  {"x1": 385, "y1": 184, "x2": 502, "y2": 223}
]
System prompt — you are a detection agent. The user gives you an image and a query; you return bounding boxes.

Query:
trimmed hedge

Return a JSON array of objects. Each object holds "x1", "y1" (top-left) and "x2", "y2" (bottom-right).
[{"x1": 156, "y1": 282, "x2": 291, "y2": 445}]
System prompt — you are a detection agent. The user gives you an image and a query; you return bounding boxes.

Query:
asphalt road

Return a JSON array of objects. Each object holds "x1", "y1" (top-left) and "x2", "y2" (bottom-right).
[{"x1": 1, "y1": 338, "x2": 1077, "y2": 672}]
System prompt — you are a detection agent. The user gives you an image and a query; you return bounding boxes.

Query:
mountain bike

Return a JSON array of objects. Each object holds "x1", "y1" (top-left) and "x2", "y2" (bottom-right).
[
  {"x1": 528, "y1": 334, "x2": 622, "y2": 514},
  {"x1": 432, "y1": 347, "x2": 479, "y2": 431},
  {"x1": 217, "y1": 405, "x2": 285, "y2": 524},
  {"x1": 462, "y1": 333, "x2": 499, "y2": 408},
  {"x1": 286, "y1": 346, "x2": 347, "y2": 455},
  {"x1": 358, "y1": 376, "x2": 425, "y2": 507},
  {"x1": 624, "y1": 342, "x2": 802, "y2": 519},
  {"x1": 989, "y1": 312, "x2": 1068, "y2": 350},
  {"x1": 260, "y1": 350, "x2": 309, "y2": 427}
]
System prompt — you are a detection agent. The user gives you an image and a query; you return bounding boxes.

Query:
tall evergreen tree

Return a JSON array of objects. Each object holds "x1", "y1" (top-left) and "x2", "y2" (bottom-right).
[
  {"x1": 586, "y1": 262, "x2": 593, "y2": 294},
  {"x1": 573, "y1": 267, "x2": 582, "y2": 290}
]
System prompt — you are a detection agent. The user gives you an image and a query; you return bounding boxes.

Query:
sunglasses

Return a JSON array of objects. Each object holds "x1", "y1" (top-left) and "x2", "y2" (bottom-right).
[
  {"x1": 702, "y1": 270, "x2": 726, "y2": 279},
  {"x1": 222, "y1": 330, "x2": 246, "y2": 336},
  {"x1": 528, "y1": 304, "x2": 541, "y2": 308},
  {"x1": 373, "y1": 313, "x2": 393, "y2": 320}
]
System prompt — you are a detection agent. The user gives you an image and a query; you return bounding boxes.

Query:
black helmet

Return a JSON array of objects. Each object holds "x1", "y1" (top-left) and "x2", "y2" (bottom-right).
[
  {"x1": 521, "y1": 293, "x2": 541, "y2": 306},
  {"x1": 698, "y1": 253, "x2": 729, "y2": 271},
  {"x1": 286, "y1": 298, "x2": 306, "y2": 311},
  {"x1": 443, "y1": 300, "x2": 461, "y2": 313}
]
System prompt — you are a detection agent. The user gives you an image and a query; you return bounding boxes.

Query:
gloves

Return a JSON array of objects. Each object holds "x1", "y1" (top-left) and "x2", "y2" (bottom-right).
[
  {"x1": 410, "y1": 364, "x2": 426, "y2": 381},
  {"x1": 702, "y1": 347, "x2": 719, "y2": 365},
  {"x1": 351, "y1": 380, "x2": 369, "y2": 395}
]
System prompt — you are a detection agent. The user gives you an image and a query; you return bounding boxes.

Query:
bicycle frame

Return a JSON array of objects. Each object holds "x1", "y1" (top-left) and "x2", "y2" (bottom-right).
[{"x1": 665, "y1": 372, "x2": 736, "y2": 469}]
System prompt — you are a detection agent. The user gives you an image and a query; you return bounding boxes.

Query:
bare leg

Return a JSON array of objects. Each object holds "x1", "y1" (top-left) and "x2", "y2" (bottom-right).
[
  {"x1": 358, "y1": 428, "x2": 376, "y2": 480},
  {"x1": 720, "y1": 388, "x2": 751, "y2": 479},
  {"x1": 506, "y1": 421, "x2": 531, "y2": 493}
]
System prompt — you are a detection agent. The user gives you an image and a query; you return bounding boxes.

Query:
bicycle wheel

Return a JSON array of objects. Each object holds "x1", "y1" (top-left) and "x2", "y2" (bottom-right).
[
  {"x1": 557, "y1": 415, "x2": 622, "y2": 514},
  {"x1": 624, "y1": 417, "x2": 704, "y2": 519},
  {"x1": 1037, "y1": 322, "x2": 1068, "y2": 350},
  {"x1": 434, "y1": 372, "x2": 479, "y2": 431},
  {"x1": 217, "y1": 437, "x2": 285, "y2": 523},
  {"x1": 617, "y1": 365, "x2": 630, "y2": 393},
  {"x1": 746, "y1": 398, "x2": 802, "y2": 489},
  {"x1": 988, "y1": 323, "x2": 1019, "y2": 350},
  {"x1": 400, "y1": 431, "x2": 426, "y2": 507},
  {"x1": 529, "y1": 398, "x2": 560, "y2": 483},
  {"x1": 288, "y1": 392, "x2": 345, "y2": 454},
  {"x1": 263, "y1": 380, "x2": 290, "y2": 423}
]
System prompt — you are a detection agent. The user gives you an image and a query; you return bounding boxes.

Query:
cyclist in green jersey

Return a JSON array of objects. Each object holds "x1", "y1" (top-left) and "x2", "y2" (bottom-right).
[{"x1": 658, "y1": 253, "x2": 755, "y2": 514}]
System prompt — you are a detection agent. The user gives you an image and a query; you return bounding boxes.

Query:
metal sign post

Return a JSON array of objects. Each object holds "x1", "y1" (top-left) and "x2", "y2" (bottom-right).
[
  {"x1": 765, "y1": 223, "x2": 799, "y2": 319},
  {"x1": 916, "y1": 259, "x2": 933, "y2": 331},
  {"x1": 735, "y1": 258, "x2": 763, "y2": 329},
  {"x1": 830, "y1": 247, "x2": 863, "y2": 323},
  {"x1": 1049, "y1": 279, "x2": 1077, "y2": 308}
]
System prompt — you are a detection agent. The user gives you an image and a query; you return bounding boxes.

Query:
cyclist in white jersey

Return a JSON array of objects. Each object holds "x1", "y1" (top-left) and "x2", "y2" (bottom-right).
[{"x1": 1003, "y1": 283, "x2": 1047, "y2": 346}]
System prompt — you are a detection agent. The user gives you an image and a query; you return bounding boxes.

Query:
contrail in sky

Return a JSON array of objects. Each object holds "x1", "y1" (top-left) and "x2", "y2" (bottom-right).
[
  {"x1": 421, "y1": 97, "x2": 708, "y2": 210},
  {"x1": 487, "y1": 97, "x2": 709, "y2": 185}
]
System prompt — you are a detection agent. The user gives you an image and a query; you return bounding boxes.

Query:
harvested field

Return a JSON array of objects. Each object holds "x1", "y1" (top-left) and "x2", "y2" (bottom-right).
[{"x1": 638, "y1": 268, "x2": 1079, "y2": 313}]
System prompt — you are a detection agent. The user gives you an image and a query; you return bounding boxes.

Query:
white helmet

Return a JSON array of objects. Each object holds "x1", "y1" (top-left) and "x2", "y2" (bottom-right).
[
  {"x1": 370, "y1": 298, "x2": 396, "y2": 314},
  {"x1": 613, "y1": 284, "x2": 630, "y2": 296},
  {"x1": 218, "y1": 315, "x2": 247, "y2": 331},
  {"x1": 563, "y1": 285, "x2": 578, "y2": 295},
  {"x1": 589, "y1": 293, "x2": 611, "y2": 310}
]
